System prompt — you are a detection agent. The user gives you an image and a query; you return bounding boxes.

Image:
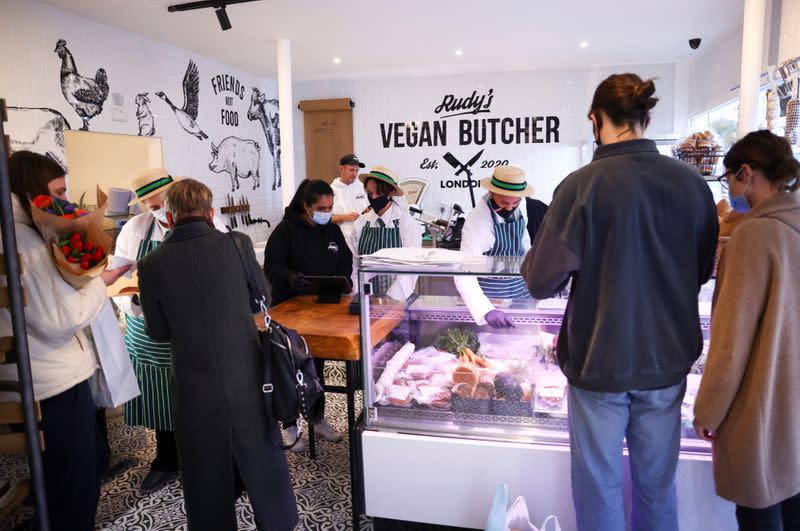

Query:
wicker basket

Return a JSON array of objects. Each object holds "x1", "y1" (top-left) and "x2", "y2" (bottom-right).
[{"x1": 672, "y1": 147, "x2": 724, "y2": 176}]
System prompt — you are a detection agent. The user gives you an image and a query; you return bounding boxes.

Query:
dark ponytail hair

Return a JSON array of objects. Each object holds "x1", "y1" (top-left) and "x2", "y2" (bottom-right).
[
  {"x1": 589, "y1": 73, "x2": 659, "y2": 129},
  {"x1": 287, "y1": 179, "x2": 334, "y2": 215},
  {"x1": 723, "y1": 130, "x2": 800, "y2": 192},
  {"x1": 8, "y1": 150, "x2": 66, "y2": 219}
]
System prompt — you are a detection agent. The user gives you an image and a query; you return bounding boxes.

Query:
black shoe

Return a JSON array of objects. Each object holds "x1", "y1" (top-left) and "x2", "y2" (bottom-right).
[
  {"x1": 141, "y1": 468, "x2": 177, "y2": 492},
  {"x1": 102, "y1": 458, "x2": 134, "y2": 482}
]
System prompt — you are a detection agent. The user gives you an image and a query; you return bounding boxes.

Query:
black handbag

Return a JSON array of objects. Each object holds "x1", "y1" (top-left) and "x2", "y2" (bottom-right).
[{"x1": 228, "y1": 233, "x2": 325, "y2": 449}]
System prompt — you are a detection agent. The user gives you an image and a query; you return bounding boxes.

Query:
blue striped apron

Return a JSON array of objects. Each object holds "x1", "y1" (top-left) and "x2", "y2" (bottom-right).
[
  {"x1": 358, "y1": 218, "x2": 402, "y2": 296},
  {"x1": 477, "y1": 202, "x2": 532, "y2": 299},
  {"x1": 123, "y1": 219, "x2": 175, "y2": 431}
]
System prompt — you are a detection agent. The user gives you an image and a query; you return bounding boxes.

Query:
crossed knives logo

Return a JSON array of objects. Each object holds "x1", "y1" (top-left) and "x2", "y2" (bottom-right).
[{"x1": 443, "y1": 149, "x2": 483, "y2": 207}]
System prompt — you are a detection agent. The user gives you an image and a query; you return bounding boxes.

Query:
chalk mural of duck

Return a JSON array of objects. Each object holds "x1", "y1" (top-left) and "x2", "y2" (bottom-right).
[{"x1": 156, "y1": 60, "x2": 207, "y2": 140}]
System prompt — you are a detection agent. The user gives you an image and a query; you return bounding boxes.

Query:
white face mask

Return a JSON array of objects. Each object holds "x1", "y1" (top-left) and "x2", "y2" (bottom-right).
[{"x1": 152, "y1": 207, "x2": 168, "y2": 224}]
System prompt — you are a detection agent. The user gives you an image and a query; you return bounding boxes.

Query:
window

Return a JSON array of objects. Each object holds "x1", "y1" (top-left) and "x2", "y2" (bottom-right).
[{"x1": 688, "y1": 89, "x2": 769, "y2": 151}]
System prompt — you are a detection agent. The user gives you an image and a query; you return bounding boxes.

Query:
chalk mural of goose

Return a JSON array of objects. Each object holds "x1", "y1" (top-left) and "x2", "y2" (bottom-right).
[{"x1": 156, "y1": 60, "x2": 207, "y2": 140}]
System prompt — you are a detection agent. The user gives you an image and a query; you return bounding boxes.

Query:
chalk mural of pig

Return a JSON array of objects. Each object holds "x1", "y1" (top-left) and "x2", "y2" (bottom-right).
[{"x1": 209, "y1": 136, "x2": 261, "y2": 192}]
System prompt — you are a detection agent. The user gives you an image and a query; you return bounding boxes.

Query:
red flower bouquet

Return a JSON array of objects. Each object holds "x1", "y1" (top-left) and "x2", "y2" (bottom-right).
[{"x1": 30, "y1": 187, "x2": 112, "y2": 288}]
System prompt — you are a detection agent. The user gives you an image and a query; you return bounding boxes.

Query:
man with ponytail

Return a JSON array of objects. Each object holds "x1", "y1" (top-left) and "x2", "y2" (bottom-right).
[{"x1": 523, "y1": 74, "x2": 719, "y2": 531}]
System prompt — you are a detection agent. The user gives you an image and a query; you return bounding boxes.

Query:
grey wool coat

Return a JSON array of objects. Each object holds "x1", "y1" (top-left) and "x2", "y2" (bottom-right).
[{"x1": 138, "y1": 220, "x2": 298, "y2": 531}]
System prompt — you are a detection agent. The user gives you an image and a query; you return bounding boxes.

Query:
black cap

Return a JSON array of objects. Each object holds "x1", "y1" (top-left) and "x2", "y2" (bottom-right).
[{"x1": 339, "y1": 153, "x2": 365, "y2": 168}]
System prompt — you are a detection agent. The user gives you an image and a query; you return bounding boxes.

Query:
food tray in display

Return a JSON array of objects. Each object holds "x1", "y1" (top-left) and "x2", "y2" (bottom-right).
[
  {"x1": 532, "y1": 373, "x2": 568, "y2": 415},
  {"x1": 451, "y1": 396, "x2": 490, "y2": 414},
  {"x1": 489, "y1": 398, "x2": 533, "y2": 417}
]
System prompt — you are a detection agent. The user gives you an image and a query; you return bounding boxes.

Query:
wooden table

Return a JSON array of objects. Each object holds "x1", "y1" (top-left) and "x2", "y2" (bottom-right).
[{"x1": 268, "y1": 295, "x2": 403, "y2": 528}]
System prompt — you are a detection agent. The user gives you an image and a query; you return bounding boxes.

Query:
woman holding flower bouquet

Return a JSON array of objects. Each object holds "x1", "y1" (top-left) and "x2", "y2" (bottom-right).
[{"x1": 0, "y1": 151, "x2": 130, "y2": 531}]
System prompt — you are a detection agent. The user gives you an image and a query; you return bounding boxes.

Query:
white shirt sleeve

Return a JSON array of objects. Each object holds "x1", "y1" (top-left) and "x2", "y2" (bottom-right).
[
  {"x1": 110, "y1": 216, "x2": 143, "y2": 317},
  {"x1": 332, "y1": 185, "x2": 346, "y2": 216},
  {"x1": 453, "y1": 198, "x2": 495, "y2": 325}
]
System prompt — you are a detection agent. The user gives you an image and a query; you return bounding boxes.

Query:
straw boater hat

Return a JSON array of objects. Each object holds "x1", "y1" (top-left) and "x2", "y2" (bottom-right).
[
  {"x1": 480, "y1": 166, "x2": 534, "y2": 197},
  {"x1": 128, "y1": 168, "x2": 179, "y2": 205},
  {"x1": 358, "y1": 166, "x2": 404, "y2": 196}
]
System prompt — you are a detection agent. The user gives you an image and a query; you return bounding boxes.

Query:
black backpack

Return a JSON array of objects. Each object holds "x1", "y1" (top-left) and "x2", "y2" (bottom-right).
[{"x1": 229, "y1": 233, "x2": 325, "y2": 449}]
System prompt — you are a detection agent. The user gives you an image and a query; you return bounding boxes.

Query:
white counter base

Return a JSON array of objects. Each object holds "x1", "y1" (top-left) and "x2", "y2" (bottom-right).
[{"x1": 362, "y1": 429, "x2": 736, "y2": 530}]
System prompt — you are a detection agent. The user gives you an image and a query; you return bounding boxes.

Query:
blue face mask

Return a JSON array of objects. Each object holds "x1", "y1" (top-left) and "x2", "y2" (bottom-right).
[
  {"x1": 311, "y1": 210, "x2": 332, "y2": 225},
  {"x1": 727, "y1": 168, "x2": 751, "y2": 213}
]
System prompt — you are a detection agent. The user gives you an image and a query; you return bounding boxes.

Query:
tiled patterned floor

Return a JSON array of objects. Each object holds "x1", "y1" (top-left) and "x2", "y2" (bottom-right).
[{"x1": 0, "y1": 362, "x2": 477, "y2": 530}]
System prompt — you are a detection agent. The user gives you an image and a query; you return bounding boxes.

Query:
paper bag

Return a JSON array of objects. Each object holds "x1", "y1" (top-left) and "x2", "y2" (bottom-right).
[{"x1": 89, "y1": 301, "x2": 140, "y2": 408}]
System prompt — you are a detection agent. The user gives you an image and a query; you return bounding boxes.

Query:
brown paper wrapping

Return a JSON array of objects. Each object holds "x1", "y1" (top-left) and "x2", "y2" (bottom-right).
[{"x1": 31, "y1": 187, "x2": 113, "y2": 289}]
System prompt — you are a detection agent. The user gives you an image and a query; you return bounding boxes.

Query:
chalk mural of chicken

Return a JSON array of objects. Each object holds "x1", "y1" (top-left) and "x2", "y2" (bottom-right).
[
  {"x1": 135, "y1": 93, "x2": 155, "y2": 136},
  {"x1": 156, "y1": 60, "x2": 207, "y2": 140},
  {"x1": 54, "y1": 39, "x2": 109, "y2": 131}
]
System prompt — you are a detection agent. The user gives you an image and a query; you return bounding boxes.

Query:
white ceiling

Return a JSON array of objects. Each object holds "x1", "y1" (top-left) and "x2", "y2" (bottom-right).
[{"x1": 39, "y1": 0, "x2": 744, "y2": 81}]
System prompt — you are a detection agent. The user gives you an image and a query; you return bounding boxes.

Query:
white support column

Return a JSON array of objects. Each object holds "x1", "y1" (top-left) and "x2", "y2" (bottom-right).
[
  {"x1": 277, "y1": 38, "x2": 295, "y2": 208},
  {"x1": 738, "y1": 0, "x2": 768, "y2": 138}
]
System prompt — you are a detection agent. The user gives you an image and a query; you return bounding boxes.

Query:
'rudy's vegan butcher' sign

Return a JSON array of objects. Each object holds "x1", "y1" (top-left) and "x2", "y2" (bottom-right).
[{"x1": 379, "y1": 88, "x2": 561, "y2": 148}]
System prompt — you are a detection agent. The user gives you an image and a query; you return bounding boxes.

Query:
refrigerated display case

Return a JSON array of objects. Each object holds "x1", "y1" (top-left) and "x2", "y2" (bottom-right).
[{"x1": 357, "y1": 256, "x2": 735, "y2": 530}]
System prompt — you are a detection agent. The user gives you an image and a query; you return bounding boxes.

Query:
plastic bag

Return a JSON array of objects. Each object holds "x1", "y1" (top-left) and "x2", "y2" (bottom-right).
[
  {"x1": 88, "y1": 301, "x2": 140, "y2": 407},
  {"x1": 485, "y1": 483, "x2": 561, "y2": 531}
]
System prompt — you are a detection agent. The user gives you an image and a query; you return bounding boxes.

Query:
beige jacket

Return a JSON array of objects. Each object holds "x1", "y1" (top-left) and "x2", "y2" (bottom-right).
[{"x1": 695, "y1": 191, "x2": 800, "y2": 508}]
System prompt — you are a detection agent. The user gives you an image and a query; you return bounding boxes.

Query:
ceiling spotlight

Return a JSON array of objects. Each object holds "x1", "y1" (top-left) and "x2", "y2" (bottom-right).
[
  {"x1": 579, "y1": 41, "x2": 589, "y2": 49},
  {"x1": 167, "y1": 1, "x2": 262, "y2": 31},
  {"x1": 455, "y1": 49, "x2": 464, "y2": 56},
  {"x1": 215, "y1": 6, "x2": 231, "y2": 30},
  {"x1": 333, "y1": 57, "x2": 341, "y2": 64}
]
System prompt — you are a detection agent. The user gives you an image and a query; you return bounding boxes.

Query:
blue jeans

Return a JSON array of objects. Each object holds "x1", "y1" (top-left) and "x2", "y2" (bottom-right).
[{"x1": 568, "y1": 380, "x2": 686, "y2": 531}]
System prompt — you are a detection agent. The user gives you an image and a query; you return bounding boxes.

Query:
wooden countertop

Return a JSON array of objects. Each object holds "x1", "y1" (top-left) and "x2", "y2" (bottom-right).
[{"x1": 268, "y1": 295, "x2": 404, "y2": 361}]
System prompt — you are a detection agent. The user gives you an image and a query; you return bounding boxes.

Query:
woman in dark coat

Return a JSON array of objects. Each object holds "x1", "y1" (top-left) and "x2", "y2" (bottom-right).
[
  {"x1": 138, "y1": 179, "x2": 297, "y2": 531},
  {"x1": 264, "y1": 179, "x2": 352, "y2": 451}
]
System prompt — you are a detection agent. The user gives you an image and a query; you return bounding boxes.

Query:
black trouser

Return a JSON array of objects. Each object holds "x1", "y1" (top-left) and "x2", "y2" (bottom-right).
[
  {"x1": 151, "y1": 429, "x2": 180, "y2": 472},
  {"x1": 35, "y1": 380, "x2": 108, "y2": 531},
  {"x1": 737, "y1": 491, "x2": 800, "y2": 531},
  {"x1": 284, "y1": 358, "x2": 325, "y2": 429}
]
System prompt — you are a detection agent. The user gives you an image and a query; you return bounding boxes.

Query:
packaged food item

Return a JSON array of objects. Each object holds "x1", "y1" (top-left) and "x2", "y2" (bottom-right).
[
  {"x1": 375, "y1": 342, "x2": 415, "y2": 399},
  {"x1": 535, "y1": 386, "x2": 566, "y2": 411},
  {"x1": 533, "y1": 372, "x2": 568, "y2": 413},
  {"x1": 494, "y1": 372, "x2": 523, "y2": 402},
  {"x1": 452, "y1": 364, "x2": 479, "y2": 386},
  {"x1": 405, "y1": 364, "x2": 433, "y2": 380},
  {"x1": 786, "y1": 98, "x2": 799, "y2": 145},
  {"x1": 452, "y1": 382, "x2": 474, "y2": 399},
  {"x1": 387, "y1": 385, "x2": 412, "y2": 406},
  {"x1": 473, "y1": 381, "x2": 495, "y2": 400}
]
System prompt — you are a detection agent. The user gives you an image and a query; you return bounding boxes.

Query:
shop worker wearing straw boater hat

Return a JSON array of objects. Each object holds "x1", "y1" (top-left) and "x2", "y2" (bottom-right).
[
  {"x1": 110, "y1": 168, "x2": 182, "y2": 492},
  {"x1": 454, "y1": 165, "x2": 536, "y2": 329},
  {"x1": 349, "y1": 166, "x2": 422, "y2": 299}
]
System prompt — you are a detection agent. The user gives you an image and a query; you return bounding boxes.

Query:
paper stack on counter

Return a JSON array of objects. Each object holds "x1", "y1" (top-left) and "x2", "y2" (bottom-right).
[{"x1": 360, "y1": 247, "x2": 465, "y2": 267}]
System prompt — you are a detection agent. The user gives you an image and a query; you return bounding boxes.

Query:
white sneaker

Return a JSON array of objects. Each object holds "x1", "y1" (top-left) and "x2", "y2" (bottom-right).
[
  {"x1": 284, "y1": 425, "x2": 306, "y2": 453},
  {"x1": 313, "y1": 419, "x2": 344, "y2": 442}
]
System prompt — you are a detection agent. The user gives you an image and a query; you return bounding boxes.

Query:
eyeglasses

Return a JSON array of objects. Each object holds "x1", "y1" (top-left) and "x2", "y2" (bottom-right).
[
  {"x1": 717, "y1": 166, "x2": 745, "y2": 193},
  {"x1": 716, "y1": 174, "x2": 729, "y2": 193}
]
